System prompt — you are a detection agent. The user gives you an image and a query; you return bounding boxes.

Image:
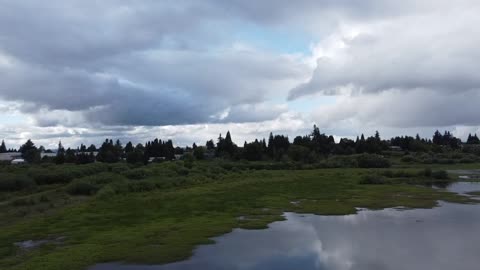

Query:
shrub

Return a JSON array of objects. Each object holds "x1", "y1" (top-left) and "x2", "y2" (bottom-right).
[
  {"x1": 392, "y1": 170, "x2": 416, "y2": 178},
  {"x1": 401, "y1": 155, "x2": 415, "y2": 163},
  {"x1": 437, "y1": 159, "x2": 455, "y2": 164},
  {"x1": 0, "y1": 174, "x2": 36, "y2": 191},
  {"x1": 175, "y1": 167, "x2": 190, "y2": 176},
  {"x1": 357, "y1": 154, "x2": 391, "y2": 168},
  {"x1": 29, "y1": 163, "x2": 108, "y2": 185},
  {"x1": 96, "y1": 185, "x2": 117, "y2": 199},
  {"x1": 431, "y1": 170, "x2": 449, "y2": 180},
  {"x1": 121, "y1": 168, "x2": 151, "y2": 180},
  {"x1": 66, "y1": 181, "x2": 99, "y2": 196},
  {"x1": 423, "y1": 168, "x2": 432, "y2": 177},
  {"x1": 128, "y1": 180, "x2": 156, "y2": 192},
  {"x1": 381, "y1": 170, "x2": 394, "y2": 178},
  {"x1": 359, "y1": 175, "x2": 388, "y2": 185},
  {"x1": 39, "y1": 195, "x2": 50, "y2": 202},
  {"x1": 183, "y1": 153, "x2": 195, "y2": 169},
  {"x1": 110, "y1": 163, "x2": 130, "y2": 174},
  {"x1": 325, "y1": 156, "x2": 358, "y2": 168},
  {"x1": 460, "y1": 158, "x2": 475, "y2": 163},
  {"x1": 12, "y1": 197, "x2": 36, "y2": 206},
  {"x1": 80, "y1": 173, "x2": 117, "y2": 185}
]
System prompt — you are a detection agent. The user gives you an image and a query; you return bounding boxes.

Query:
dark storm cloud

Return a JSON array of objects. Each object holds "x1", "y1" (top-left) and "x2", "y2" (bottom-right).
[
  {"x1": 0, "y1": 1, "x2": 309, "y2": 126},
  {"x1": 1, "y1": 0, "x2": 480, "y2": 131}
]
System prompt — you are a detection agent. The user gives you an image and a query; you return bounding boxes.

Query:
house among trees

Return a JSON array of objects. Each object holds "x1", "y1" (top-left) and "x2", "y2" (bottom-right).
[
  {"x1": 41, "y1": 152, "x2": 57, "y2": 159},
  {"x1": 0, "y1": 152, "x2": 23, "y2": 162}
]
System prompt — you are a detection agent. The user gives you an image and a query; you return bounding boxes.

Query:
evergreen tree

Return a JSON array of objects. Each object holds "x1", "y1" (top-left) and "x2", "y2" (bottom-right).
[
  {"x1": 65, "y1": 148, "x2": 77, "y2": 163},
  {"x1": 125, "y1": 142, "x2": 134, "y2": 153},
  {"x1": 206, "y1": 140, "x2": 215, "y2": 150},
  {"x1": 0, "y1": 140, "x2": 7, "y2": 153},
  {"x1": 87, "y1": 144, "x2": 97, "y2": 152},
  {"x1": 243, "y1": 139, "x2": 264, "y2": 161},
  {"x1": 55, "y1": 141, "x2": 66, "y2": 164},
  {"x1": 19, "y1": 139, "x2": 40, "y2": 163},
  {"x1": 97, "y1": 139, "x2": 120, "y2": 163},
  {"x1": 467, "y1": 133, "x2": 480, "y2": 144}
]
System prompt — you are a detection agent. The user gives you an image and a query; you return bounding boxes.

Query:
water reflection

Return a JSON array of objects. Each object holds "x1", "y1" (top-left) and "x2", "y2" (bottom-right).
[
  {"x1": 445, "y1": 182, "x2": 480, "y2": 195},
  {"x1": 91, "y1": 183, "x2": 480, "y2": 270}
]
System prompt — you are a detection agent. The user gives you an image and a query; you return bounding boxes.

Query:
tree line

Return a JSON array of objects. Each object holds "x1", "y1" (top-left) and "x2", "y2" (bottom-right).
[{"x1": 1, "y1": 128, "x2": 478, "y2": 164}]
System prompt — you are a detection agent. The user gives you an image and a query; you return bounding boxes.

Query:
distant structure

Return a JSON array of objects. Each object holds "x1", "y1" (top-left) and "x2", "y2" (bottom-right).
[
  {"x1": 40, "y1": 152, "x2": 57, "y2": 159},
  {"x1": 11, "y1": 158, "x2": 26, "y2": 165},
  {"x1": 0, "y1": 152, "x2": 23, "y2": 163}
]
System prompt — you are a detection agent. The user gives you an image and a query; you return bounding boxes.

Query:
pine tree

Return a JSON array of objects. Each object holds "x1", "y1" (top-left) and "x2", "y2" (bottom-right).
[
  {"x1": 19, "y1": 139, "x2": 40, "y2": 163},
  {"x1": 125, "y1": 142, "x2": 134, "y2": 153},
  {"x1": 0, "y1": 140, "x2": 7, "y2": 153}
]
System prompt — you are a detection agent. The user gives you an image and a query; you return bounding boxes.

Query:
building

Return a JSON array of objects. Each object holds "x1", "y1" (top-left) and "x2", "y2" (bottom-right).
[
  {"x1": 41, "y1": 152, "x2": 57, "y2": 159},
  {"x1": 0, "y1": 152, "x2": 22, "y2": 162},
  {"x1": 11, "y1": 159, "x2": 26, "y2": 165},
  {"x1": 148, "y1": 157, "x2": 166, "y2": 163}
]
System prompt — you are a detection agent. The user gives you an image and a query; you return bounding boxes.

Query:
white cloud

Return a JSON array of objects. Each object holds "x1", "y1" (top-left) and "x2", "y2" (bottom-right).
[{"x1": 1, "y1": 1, "x2": 480, "y2": 144}]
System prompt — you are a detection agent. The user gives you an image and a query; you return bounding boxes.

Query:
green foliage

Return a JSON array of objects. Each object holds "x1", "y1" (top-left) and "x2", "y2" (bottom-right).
[
  {"x1": 122, "y1": 168, "x2": 151, "y2": 180},
  {"x1": 96, "y1": 185, "x2": 117, "y2": 199},
  {"x1": 66, "y1": 181, "x2": 99, "y2": 196},
  {"x1": 128, "y1": 180, "x2": 156, "y2": 192},
  {"x1": 401, "y1": 155, "x2": 416, "y2": 163},
  {"x1": 126, "y1": 150, "x2": 145, "y2": 164},
  {"x1": 193, "y1": 146, "x2": 206, "y2": 160},
  {"x1": 183, "y1": 153, "x2": 195, "y2": 169},
  {"x1": 0, "y1": 140, "x2": 7, "y2": 153},
  {"x1": 359, "y1": 175, "x2": 388, "y2": 185},
  {"x1": 0, "y1": 161, "x2": 476, "y2": 270},
  {"x1": 356, "y1": 154, "x2": 391, "y2": 168},
  {"x1": 12, "y1": 197, "x2": 36, "y2": 206},
  {"x1": 19, "y1": 139, "x2": 40, "y2": 163},
  {"x1": 0, "y1": 173, "x2": 35, "y2": 191},
  {"x1": 28, "y1": 163, "x2": 108, "y2": 185},
  {"x1": 287, "y1": 145, "x2": 311, "y2": 162},
  {"x1": 431, "y1": 170, "x2": 449, "y2": 180}
]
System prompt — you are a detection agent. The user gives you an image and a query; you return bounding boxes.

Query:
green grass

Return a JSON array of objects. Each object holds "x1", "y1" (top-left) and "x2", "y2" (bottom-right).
[{"x1": 0, "y1": 161, "x2": 479, "y2": 270}]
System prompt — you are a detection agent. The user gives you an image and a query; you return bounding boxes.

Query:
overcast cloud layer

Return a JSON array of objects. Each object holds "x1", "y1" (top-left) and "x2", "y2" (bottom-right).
[{"x1": 0, "y1": 0, "x2": 479, "y2": 148}]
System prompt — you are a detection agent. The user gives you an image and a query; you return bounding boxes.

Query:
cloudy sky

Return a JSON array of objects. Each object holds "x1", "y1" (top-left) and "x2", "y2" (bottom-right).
[{"x1": 1, "y1": 0, "x2": 479, "y2": 149}]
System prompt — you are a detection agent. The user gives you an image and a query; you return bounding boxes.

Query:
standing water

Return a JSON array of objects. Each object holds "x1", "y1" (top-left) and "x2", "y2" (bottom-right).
[{"x1": 91, "y1": 182, "x2": 480, "y2": 270}]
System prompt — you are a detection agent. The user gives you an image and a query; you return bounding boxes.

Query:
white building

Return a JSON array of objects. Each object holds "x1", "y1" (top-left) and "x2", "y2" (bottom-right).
[
  {"x1": 0, "y1": 152, "x2": 22, "y2": 162},
  {"x1": 11, "y1": 159, "x2": 26, "y2": 165},
  {"x1": 41, "y1": 152, "x2": 57, "y2": 159}
]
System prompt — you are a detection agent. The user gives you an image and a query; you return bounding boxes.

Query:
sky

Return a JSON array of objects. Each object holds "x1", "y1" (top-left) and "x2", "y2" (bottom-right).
[{"x1": 1, "y1": 0, "x2": 480, "y2": 149}]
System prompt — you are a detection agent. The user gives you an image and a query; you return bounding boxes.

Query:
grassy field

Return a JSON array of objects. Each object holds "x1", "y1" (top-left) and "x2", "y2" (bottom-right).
[{"x1": 0, "y1": 159, "x2": 479, "y2": 270}]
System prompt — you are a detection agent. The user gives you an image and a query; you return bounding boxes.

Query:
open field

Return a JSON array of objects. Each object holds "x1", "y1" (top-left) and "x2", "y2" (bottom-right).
[{"x1": 1, "y1": 159, "x2": 479, "y2": 270}]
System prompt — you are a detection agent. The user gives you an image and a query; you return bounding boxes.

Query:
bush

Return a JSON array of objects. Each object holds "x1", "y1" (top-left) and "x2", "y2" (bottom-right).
[
  {"x1": 401, "y1": 155, "x2": 415, "y2": 163},
  {"x1": 325, "y1": 156, "x2": 358, "y2": 168},
  {"x1": 96, "y1": 185, "x2": 117, "y2": 199},
  {"x1": 431, "y1": 170, "x2": 449, "y2": 180},
  {"x1": 359, "y1": 175, "x2": 388, "y2": 185},
  {"x1": 122, "y1": 168, "x2": 151, "y2": 180},
  {"x1": 0, "y1": 174, "x2": 36, "y2": 191},
  {"x1": 12, "y1": 197, "x2": 36, "y2": 206},
  {"x1": 79, "y1": 173, "x2": 117, "y2": 185},
  {"x1": 29, "y1": 164, "x2": 108, "y2": 185},
  {"x1": 357, "y1": 154, "x2": 391, "y2": 168},
  {"x1": 423, "y1": 168, "x2": 432, "y2": 177},
  {"x1": 66, "y1": 181, "x2": 99, "y2": 196},
  {"x1": 183, "y1": 153, "x2": 195, "y2": 169},
  {"x1": 128, "y1": 180, "x2": 156, "y2": 192},
  {"x1": 381, "y1": 170, "x2": 416, "y2": 178}
]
